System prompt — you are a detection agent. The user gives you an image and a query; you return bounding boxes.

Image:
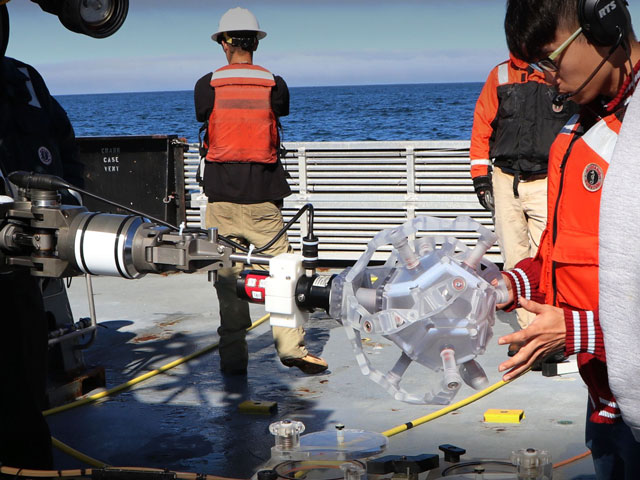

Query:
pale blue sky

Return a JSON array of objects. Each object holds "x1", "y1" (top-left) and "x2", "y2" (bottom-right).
[{"x1": 5, "y1": 1, "x2": 640, "y2": 95}]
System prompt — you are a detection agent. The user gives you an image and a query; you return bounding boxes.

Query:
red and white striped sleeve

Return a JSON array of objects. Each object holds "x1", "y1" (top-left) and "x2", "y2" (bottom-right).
[
  {"x1": 502, "y1": 258, "x2": 605, "y2": 361},
  {"x1": 502, "y1": 257, "x2": 545, "y2": 311},
  {"x1": 564, "y1": 309, "x2": 605, "y2": 360}
]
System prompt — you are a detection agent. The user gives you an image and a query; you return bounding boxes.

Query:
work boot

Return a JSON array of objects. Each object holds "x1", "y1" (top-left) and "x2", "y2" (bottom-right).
[{"x1": 282, "y1": 354, "x2": 328, "y2": 374}]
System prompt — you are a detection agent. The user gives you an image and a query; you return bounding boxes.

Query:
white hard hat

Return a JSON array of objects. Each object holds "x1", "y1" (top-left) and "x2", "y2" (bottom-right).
[{"x1": 211, "y1": 7, "x2": 266, "y2": 43}]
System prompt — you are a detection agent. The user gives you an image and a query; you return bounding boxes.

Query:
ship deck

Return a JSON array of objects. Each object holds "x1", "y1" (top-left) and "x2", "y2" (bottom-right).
[{"x1": 48, "y1": 270, "x2": 597, "y2": 479}]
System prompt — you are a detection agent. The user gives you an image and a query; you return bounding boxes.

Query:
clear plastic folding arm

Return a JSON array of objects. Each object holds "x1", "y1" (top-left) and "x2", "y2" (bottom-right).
[{"x1": 329, "y1": 216, "x2": 508, "y2": 404}]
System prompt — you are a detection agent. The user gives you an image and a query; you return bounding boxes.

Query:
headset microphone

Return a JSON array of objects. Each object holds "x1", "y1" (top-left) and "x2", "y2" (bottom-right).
[
  {"x1": 552, "y1": 30, "x2": 625, "y2": 108},
  {"x1": 553, "y1": 92, "x2": 574, "y2": 108}
]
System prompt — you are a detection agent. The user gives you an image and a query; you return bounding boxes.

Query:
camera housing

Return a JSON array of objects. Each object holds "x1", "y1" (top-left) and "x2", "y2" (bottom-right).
[{"x1": 33, "y1": 0, "x2": 128, "y2": 38}]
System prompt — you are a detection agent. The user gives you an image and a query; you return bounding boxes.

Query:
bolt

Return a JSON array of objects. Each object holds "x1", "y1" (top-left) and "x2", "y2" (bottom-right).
[
  {"x1": 335, "y1": 423, "x2": 345, "y2": 445},
  {"x1": 297, "y1": 293, "x2": 306, "y2": 303}
]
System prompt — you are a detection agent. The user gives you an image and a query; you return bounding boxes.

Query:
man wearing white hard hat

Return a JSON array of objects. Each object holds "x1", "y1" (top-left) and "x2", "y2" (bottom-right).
[{"x1": 194, "y1": 7, "x2": 328, "y2": 376}]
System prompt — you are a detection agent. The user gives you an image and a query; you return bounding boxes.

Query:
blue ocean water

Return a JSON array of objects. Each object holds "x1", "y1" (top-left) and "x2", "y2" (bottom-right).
[{"x1": 55, "y1": 83, "x2": 483, "y2": 143}]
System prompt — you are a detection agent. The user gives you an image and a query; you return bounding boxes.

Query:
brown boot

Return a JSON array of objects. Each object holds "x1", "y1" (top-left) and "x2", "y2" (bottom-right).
[{"x1": 282, "y1": 353, "x2": 328, "y2": 374}]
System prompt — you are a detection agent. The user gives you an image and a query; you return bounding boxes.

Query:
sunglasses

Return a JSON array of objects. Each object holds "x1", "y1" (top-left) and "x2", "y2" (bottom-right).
[{"x1": 535, "y1": 27, "x2": 583, "y2": 72}]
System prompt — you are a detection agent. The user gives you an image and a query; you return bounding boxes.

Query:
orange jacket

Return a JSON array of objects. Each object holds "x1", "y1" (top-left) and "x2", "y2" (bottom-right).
[
  {"x1": 205, "y1": 64, "x2": 278, "y2": 164},
  {"x1": 505, "y1": 108, "x2": 625, "y2": 423},
  {"x1": 469, "y1": 55, "x2": 573, "y2": 178},
  {"x1": 539, "y1": 112, "x2": 622, "y2": 310}
]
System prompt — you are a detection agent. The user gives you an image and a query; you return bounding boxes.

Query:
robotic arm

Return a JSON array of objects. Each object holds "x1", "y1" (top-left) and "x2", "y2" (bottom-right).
[
  {"x1": 0, "y1": 171, "x2": 260, "y2": 280},
  {"x1": 0, "y1": 172, "x2": 508, "y2": 406}
]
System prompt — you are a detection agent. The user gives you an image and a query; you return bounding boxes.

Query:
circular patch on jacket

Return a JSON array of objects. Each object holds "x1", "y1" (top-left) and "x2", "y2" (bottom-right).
[
  {"x1": 582, "y1": 163, "x2": 603, "y2": 192},
  {"x1": 38, "y1": 146, "x2": 53, "y2": 166}
]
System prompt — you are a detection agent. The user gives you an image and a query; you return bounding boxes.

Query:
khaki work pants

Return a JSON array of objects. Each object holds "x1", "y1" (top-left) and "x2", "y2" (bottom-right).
[
  {"x1": 493, "y1": 167, "x2": 548, "y2": 328},
  {"x1": 206, "y1": 201, "x2": 308, "y2": 371}
]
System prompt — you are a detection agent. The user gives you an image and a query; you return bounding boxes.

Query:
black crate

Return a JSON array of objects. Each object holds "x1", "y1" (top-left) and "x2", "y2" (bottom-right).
[{"x1": 75, "y1": 135, "x2": 186, "y2": 226}]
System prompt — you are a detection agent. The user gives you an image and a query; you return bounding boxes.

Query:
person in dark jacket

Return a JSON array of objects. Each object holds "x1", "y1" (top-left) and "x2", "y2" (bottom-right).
[{"x1": 0, "y1": 2, "x2": 83, "y2": 468}]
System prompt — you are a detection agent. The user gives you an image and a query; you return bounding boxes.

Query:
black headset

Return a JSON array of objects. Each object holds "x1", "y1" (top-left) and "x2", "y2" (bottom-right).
[
  {"x1": 553, "y1": 0, "x2": 633, "y2": 107},
  {"x1": 578, "y1": 0, "x2": 632, "y2": 46},
  {"x1": 219, "y1": 32, "x2": 258, "y2": 52}
]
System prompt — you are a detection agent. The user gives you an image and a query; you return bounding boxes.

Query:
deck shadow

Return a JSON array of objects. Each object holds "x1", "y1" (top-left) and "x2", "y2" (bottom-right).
[{"x1": 49, "y1": 314, "x2": 336, "y2": 476}]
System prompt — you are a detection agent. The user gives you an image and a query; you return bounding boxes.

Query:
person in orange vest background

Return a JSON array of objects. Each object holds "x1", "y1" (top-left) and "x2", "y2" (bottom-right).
[
  {"x1": 193, "y1": 7, "x2": 328, "y2": 376},
  {"x1": 470, "y1": 53, "x2": 577, "y2": 337}
]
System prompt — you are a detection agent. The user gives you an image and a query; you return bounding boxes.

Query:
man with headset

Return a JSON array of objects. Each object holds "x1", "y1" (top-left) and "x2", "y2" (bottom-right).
[
  {"x1": 496, "y1": 0, "x2": 640, "y2": 477},
  {"x1": 194, "y1": 7, "x2": 328, "y2": 376}
]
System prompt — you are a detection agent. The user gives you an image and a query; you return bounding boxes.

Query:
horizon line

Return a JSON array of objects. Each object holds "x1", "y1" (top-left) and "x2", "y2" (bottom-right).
[{"x1": 53, "y1": 80, "x2": 484, "y2": 97}]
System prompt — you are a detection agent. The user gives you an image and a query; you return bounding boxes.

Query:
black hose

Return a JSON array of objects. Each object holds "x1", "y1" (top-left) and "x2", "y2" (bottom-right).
[
  {"x1": 9, "y1": 171, "x2": 177, "y2": 230},
  {"x1": 192, "y1": 203, "x2": 315, "y2": 254},
  {"x1": 9, "y1": 172, "x2": 316, "y2": 258}
]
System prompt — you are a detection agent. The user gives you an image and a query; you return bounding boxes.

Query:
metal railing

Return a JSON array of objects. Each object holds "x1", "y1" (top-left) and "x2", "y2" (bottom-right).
[{"x1": 184, "y1": 140, "x2": 502, "y2": 262}]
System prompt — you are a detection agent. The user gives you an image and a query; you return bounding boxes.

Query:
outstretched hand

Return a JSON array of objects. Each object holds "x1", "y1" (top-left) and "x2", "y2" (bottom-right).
[{"x1": 497, "y1": 297, "x2": 566, "y2": 381}]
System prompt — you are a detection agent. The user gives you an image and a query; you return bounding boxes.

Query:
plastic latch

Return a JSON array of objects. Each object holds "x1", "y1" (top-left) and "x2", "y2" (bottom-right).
[{"x1": 439, "y1": 444, "x2": 467, "y2": 463}]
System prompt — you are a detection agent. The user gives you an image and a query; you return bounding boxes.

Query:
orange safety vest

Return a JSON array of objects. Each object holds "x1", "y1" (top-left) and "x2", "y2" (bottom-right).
[
  {"x1": 205, "y1": 64, "x2": 278, "y2": 164},
  {"x1": 537, "y1": 110, "x2": 622, "y2": 310}
]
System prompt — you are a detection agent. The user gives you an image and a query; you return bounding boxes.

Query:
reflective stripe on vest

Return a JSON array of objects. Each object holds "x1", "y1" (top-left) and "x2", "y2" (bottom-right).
[
  {"x1": 497, "y1": 63, "x2": 509, "y2": 85},
  {"x1": 206, "y1": 64, "x2": 278, "y2": 164}
]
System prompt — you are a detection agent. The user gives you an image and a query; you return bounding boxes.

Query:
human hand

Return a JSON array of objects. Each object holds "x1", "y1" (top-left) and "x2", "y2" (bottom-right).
[
  {"x1": 492, "y1": 272, "x2": 513, "y2": 309},
  {"x1": 497, "y1": 297, "x2": 566, "y2": 381}
]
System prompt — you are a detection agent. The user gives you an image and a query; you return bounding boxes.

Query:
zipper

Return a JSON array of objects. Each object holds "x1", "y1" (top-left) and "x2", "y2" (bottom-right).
[{"x1": 551, "y1": 133, "x2": 582, "y2": 306}]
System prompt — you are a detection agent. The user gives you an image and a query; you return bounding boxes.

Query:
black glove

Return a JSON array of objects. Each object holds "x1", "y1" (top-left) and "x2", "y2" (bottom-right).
[{"x1": 473, "y1": 175, "x2": 495, "y2": 212}]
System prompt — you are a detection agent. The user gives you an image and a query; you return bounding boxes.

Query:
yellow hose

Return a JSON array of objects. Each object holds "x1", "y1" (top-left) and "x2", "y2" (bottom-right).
[
  {"x1": 40, "y1": 319, "x2": 588, "y2": 473},
  {"x1": 44, "y1": 314, "x2": 270, "y2": 417},
  {"x1": 379, "y1": 367, "x2": 590, "y2": 470},
  {"x1": 381, "y1": 375, "x2": 520, "y2": 437},
  {"x1": 0, "y1": 465, "x2": 247, "y2": 480},
  {"x1": 51, "y1": 437, "x2": 109, "y2": 468},
  {"x1": 0, "y1": 466, "x2": 90, "y2": 478}
]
